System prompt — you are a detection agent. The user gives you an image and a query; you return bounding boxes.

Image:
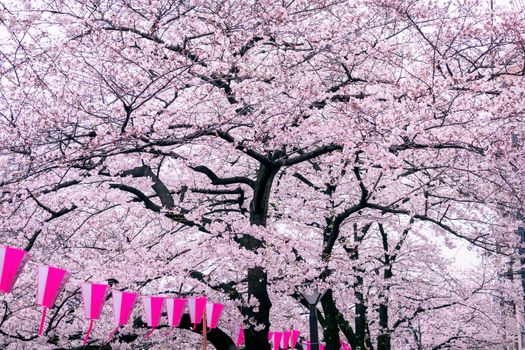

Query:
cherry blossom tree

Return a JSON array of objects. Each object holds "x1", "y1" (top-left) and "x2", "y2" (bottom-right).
[{"x1": 0, "y1": 0, "x2": 524, "y2": 349}]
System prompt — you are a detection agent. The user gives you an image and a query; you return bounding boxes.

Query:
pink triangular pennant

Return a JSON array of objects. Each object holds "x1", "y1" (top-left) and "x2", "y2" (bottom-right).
[
  {"x1": 0, "y1": 246, "x2": 29, "y2": 293},
  {"x1": 141, "y1": 296, "x2": 165, "y2": 338},
  {"x1": 112, "y1": 290, "x2": 137, "y2": 325},
  {"x1": 166, "y1": 297, "x2": 186, "y2": 329},
  {"x1": 36, "y1": 265, "x2": 70, "y2": 336},
  {"x1": 106, "y1": 290, "x2": 137, "y2": 342},
  {"x1": 82, "y1": 283, "x2": 109, "y2": 319},
  {"x1": 187, "y1": 296, "x2": 206, "y2": 328},
  {"x1": 206, "y1": 302, "x2": 224, "y2": 329},
  {"x1": 291, "y1": 330, "x2": 300, "y2": 347},
  {"x1": 81, "y1": 282, "x2": 109, "y2": 344},
  {"x1": 281, "y1": 330, "x2": 291, "y2": 348},
  {"x1": 271, "y1": 332, "x2": 283, "y2": 350}
]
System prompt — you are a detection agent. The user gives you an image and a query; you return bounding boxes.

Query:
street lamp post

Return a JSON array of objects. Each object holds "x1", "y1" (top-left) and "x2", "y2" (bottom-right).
[{"x1": 302, "y1": 288, "x2": 325, "y2": 350}]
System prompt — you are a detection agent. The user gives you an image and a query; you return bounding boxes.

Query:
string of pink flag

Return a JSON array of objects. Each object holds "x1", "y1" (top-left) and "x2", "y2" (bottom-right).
[
  {"x1": 0, "y1": 245, "x2": 352, "y2": 348},
  {"x1": 0, "y1": 246, "x2": 226, "y2": 343},
  {"x1": 81, "y1": 282, "x2": 110, "y2": 344},
  {"x1": 108, "y1": 290, "x2": 137, "y2": 342}
]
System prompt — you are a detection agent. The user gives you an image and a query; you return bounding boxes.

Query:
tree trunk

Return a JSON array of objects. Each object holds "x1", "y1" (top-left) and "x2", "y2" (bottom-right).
[
  {"x1": 244, "y1": 162, "x2": 280, "y2": 349},
  {"x1": 377, "y1": 302, "x2": 390, "y2": 350},
  {"x1": 354, "y1": 285, "x2": 367, "y2": 349},
  {"x1": 321, "y1": 289, "x2": 341, "y2": 350},
  {"x1": 377, "y1": 224, "x2": 394, "y2": 350},
  {"x1": 377, "y1": 261, "x2": 393, "y2": 350},
  {"x1": 249, "y1": 163, "x2": 279, "y2": 227},
  {"x1": 350, "y1": 224, "x2": 369, "y2": 350},
  {"x1": 243, "y1": 266, "x2": 272, "y2": 349}
]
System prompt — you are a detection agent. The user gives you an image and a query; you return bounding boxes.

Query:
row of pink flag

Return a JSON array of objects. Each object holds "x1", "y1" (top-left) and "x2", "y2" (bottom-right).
[
  {"x1": 1, "y1": 245, "x2": 353, "y2": 348},
  {"x1": 269, "y1": 330, "x2": 300, "y2": 349},
  {"x1": 0, "y1": 246, "x2": 235, "y2": 345}
]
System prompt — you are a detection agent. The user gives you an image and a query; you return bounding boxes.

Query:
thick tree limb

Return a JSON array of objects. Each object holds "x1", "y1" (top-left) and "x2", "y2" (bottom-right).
[
  {"x1": 192, "y1": 165, "x2": 255, "y2": 188},
  {"x1": 278, "y1": 144, "x2": 342, "y2": 166},
  {"x1": 109, "y1": 183, "x2": 162, "y2": 212}
]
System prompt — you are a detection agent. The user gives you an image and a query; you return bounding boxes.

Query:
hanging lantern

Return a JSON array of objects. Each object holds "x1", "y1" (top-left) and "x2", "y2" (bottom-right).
[
  {"x1": 0, "y1": 246, "x2": 29, "y2": 294},
  {"x1": 290, "y1": 330, "x2": 300, "y2": 348},
  {"x1": 187, "y1": 296, "x2": 206, "y2": 329},
  {"x1": 81, "y1": 282, "x2": 109, "y2": 345},
  {"x1": 106, "y1": 290, "x2": 137, "y2": 342},
  {"x1": 36, "y1": 265, "x2": 70, "y2": 336},
  {"x1": 141, "y1": 295, "x2": 165, "y2": 338},
  {"x1": 270, "y1": 331, "x2": 283, "y2": 350},
  {"x1": 280, "y1": 330, "x2": 291, "y2": 349},
  {"x1": 205, "y1": 301, "x2": 224, "y2": 329},
  {"x1": 234, "y1": 324, "x2": 244, "y2": 347},
  {"x1": 165, "y1": 297, "x2": 186, "y2": 335}
]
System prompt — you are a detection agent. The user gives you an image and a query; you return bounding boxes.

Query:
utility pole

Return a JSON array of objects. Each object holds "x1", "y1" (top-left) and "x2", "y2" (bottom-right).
[
  {"x1": 202, "y1": 294, "x2": 208, "y2": 350},
  {"x1": 203, "y1": 309, "x2": 208, "y2": 350}
]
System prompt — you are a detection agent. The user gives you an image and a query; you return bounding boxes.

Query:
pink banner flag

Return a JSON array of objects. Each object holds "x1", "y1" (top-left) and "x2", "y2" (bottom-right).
[
  {"x1": 206, "y1": 302, "x2": 224, "y2": 329},
  {"x1": 141, "y1": 296, "x2": 165, "y2": 339},
  {"x1": 36, "y1": 265, "x2": 70, "y2": 336},
  {"x1": 164, "y1": 297, "x2": 186, "y2": 336},
  {"x1": 106, "y1": 290, "x2": 137, "y2": 343},
  {"x1": 280, "y1": 330, "x2": 291, "y2": 349},
  {"x1": 271, "y1": 331, "x2": 283, "y2": 350},
  {"x1": 81, "y1": 282, "x2": 109, "y2": 344},
  {"x1": 235, "y1": 324, "x2": 244, "y2": 347},
  {"x1": 0, "y1": 246, "x2": 29, "y2": 294},
  {"x1": 188, "y1": 296, "x2": 206, "y2": 329},
  {"x1": 291, "y1": 330, "x2": 300, "y2": 348}
]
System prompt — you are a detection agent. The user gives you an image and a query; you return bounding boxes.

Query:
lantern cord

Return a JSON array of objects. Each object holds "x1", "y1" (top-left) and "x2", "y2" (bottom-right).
[
  {"x1": 144, "y1": 327, "x2": 155, "y2": 339},
  {"x1": 38, "y1": 307, "x2": 47, "y2": 336},
  {"x1": 83, "y1": 319, "x2": 94, "y2": 345},
  {"x1": 105, "y1": 326, "x2": 120, "y2": 344}
]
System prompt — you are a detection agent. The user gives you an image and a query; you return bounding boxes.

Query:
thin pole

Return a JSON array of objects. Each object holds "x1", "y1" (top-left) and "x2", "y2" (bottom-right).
[
  {"x1": 203, "y1": 304, "x2": 208, "y2": 350},
  {"x1": 309, "y1": 303, "x2": 319, "y2": 350}
]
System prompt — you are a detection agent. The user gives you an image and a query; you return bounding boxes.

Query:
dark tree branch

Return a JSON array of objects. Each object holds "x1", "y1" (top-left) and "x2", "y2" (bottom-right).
[
  {"x1": 109, "y1": 183, "x2": 162, "y2": 212},
  {"x1": 322, "y1": 203, "x2": 365, "y2": 260},
  {"x1": 389, "y1": 141, "x2": 485, "y2": 156},
  {"x1": 192, "y1": 165, "x2": 255, "y2": 188},
  {"x1": 278, "y1": 144, "x2": 342, "y2": 166},
  {"x1": 393, "y1": 303, "x2": 456, "y2": 330},
  {"x1": 365, "y1": 202, "x2": 501, "y2": 252},
  {"x1": 120, "y1": 165, "x2": 175, "y2": 208}
]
